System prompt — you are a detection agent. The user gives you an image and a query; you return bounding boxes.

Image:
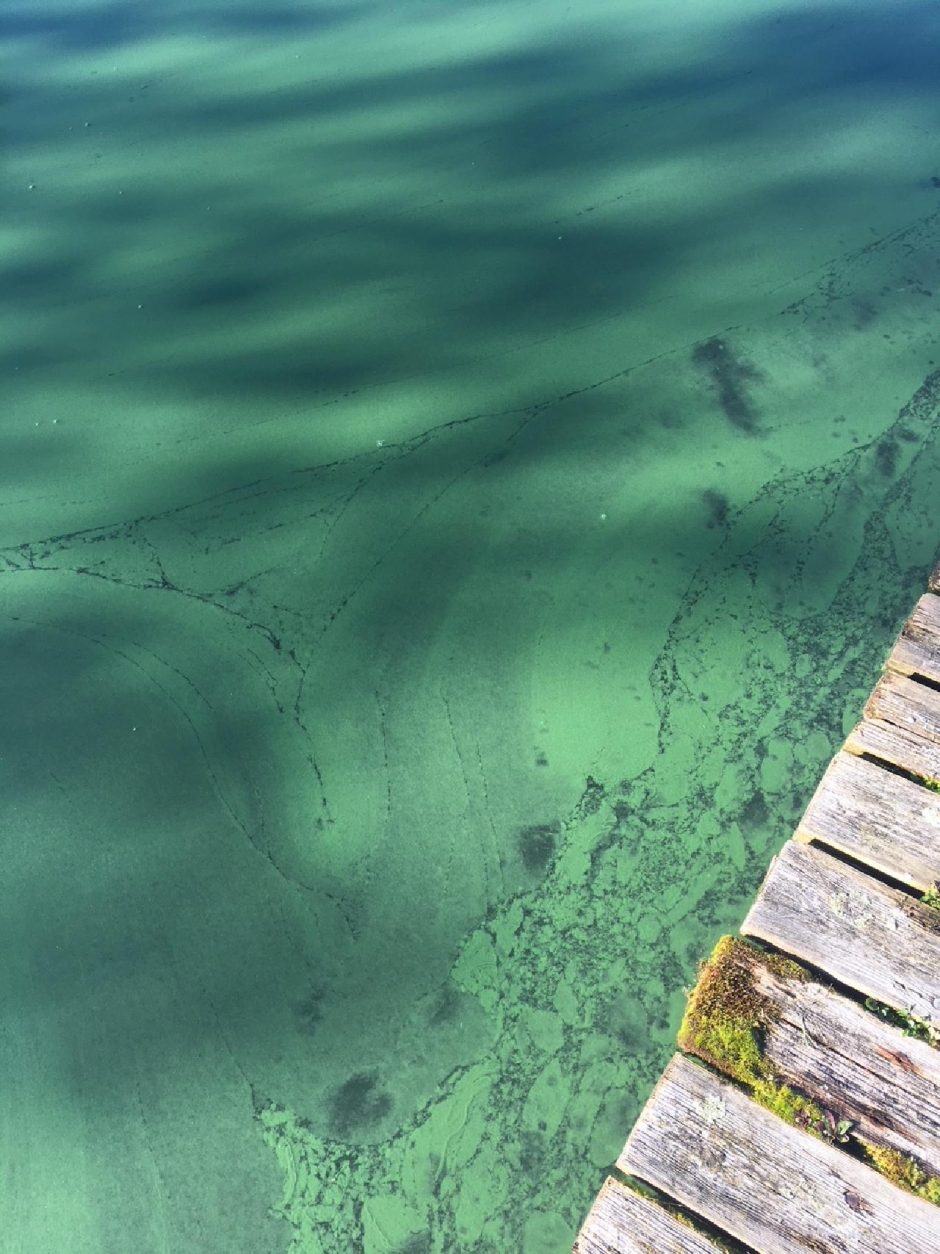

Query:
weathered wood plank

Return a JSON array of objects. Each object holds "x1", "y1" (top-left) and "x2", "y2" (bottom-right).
[
  {"x1": 573, "y1": 1177, "x2": 725, "y2": 1254},
  {"x1": 866, "y1": 669, "x2": 940, "y2": 747},
  {"x1": 742, "y1": 839, "x2": 940, "y2": 1027},
  {"x1": 888, "y1": 594, "x2": 940, "y2": 685},
  {"x1": 845, "y1": 717, "x2": 940, "y2": 786},
  {"x1": 845, "y1": 670, "x2": 940, "y2": 787},
  {"x1": 796, "y1": 749, "x2": 940, "y2": 890},
  {"x1": 681, "y1": 937, "x2": 940, "y2": 1178},
  {"x1": 620, "y1": 1055, "x2": 940, "y2": 1254}
]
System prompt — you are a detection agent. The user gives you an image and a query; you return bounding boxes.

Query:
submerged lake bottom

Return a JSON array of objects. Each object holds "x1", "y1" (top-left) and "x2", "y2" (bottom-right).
[{"x1": 3, "y1": 1, "x2": 940, "y2": 1250}]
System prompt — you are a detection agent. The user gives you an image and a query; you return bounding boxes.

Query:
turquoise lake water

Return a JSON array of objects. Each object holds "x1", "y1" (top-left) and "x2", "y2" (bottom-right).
[{"x1": 3, "y1": 0, "x2": 940, "y2": 1249}]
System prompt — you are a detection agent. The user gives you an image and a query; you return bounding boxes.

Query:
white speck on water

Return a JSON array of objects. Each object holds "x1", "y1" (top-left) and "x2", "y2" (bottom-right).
[
  {"x1": 52, "y1": 418, "x2": 57, "y2": 425},
  {"x1": 376, "y1": 439, "x2": 384, "y2": 448},
  {"x1": 599, "y1": 512, "x2": 607, "y2": 520}
]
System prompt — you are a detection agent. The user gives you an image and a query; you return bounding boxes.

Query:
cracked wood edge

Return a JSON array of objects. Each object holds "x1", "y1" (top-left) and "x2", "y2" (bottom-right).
[
  {"x1": 689, "y1": 940, "x2": 940, "y2": 1177},
  {"x1": 742, "y1": 839, "x2": 940, "y2": 1027},
  {"x1": 573, "y1": 1177, "x2": 725, "y2": 1254},
  {"x1": 796, "y1": 749, "x2": 940, "y2": 890},
  {"x1": 619, "y1": 1054, "x2": 940, "y2": 1254},
  {"x1": 887, "y1": 593, "x2": 940, "y2": 686}
]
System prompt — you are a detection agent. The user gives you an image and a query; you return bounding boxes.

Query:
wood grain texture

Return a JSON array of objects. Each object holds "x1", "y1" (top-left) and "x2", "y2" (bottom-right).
[
  {"x1": 888, "y1": 594, "x2": 940, "y2": 685},
  {"x1": 620, "y1": 1054, "x2": 940, "y2": 1254},
  {"x1": 573, "y1": 1178, "x2": 724, "y2": 1254},
  {"x1": 686, "y1": 940, "x2": 940, "y2": 1177},
  {"x1": 845, "y1": 717, "x2": 940, "y2": 786},
  {"x1": 796, "y1": 749, "x2": 940, "y2": 890},
  {"x1": 742, "y1": 840, "x2": 940, "y2": 1028},
  {"x1": 866, "y1": 670, "x2": 940, "y2": 746},
  {"x1": 929, "y1": 560, "x2": 940, "y2": 595}
]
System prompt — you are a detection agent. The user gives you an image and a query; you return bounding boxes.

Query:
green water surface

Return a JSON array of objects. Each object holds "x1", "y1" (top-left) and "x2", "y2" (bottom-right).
[{"x1": 3, "y1": 0, "x2": 940, "y2": 1250}]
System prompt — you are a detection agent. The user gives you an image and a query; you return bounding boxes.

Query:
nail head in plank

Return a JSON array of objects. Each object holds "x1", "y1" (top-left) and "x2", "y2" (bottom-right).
[
  {"x1": 797, "y1": 750, "x2": 940, "y2": 890},
  {"x1": 742, "y1": 840, "x2": 940, "y2": 1026},
  {"x1": 620, "y1": 1054, "x2": 940, "y2": 1254},
  {"x1": 682, "y1": 938, "x2": 940, "y2": 1178},
  {"x1": 887, "y1": 594, "x2": 940, "y2": 685},
  {"x1": 573, "y1": 1177, "x2": 727, "y2": 1254}
]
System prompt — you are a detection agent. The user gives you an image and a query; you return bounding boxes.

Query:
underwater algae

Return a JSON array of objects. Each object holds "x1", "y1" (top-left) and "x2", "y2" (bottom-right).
[
  {"x1": 4, "y1": 0, "x2": 940, "y2": 1250},
  {"x1": 251, "y1": 376, "x2": 940, "y2": 1254},
  {"x1": 4, "y1": 216, "x2": 940, "y2": 1253}
]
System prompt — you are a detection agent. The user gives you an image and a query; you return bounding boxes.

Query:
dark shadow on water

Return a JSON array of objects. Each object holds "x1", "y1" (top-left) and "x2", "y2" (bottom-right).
[
  {"x1": 3, "y1": 0, "x2": 940, "y2": 1246},
  {"x1": 0, "y1": 0, "x2": 373, "y2": 50},
  {"x1": 5, "y1": 0, "x2": 940, "y2": 436}
]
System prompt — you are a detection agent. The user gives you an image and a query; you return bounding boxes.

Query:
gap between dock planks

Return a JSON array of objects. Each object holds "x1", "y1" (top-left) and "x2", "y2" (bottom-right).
[
  {"x1": 679, "y1": 936, "x2": 940, "y2": 1178},
  {"x1": 574, "y1": 568, "x2": 940, "y2": 1253},
  {"x1": 620, "y1": 1055, "x2": 938, "y2": 1254},
  {"x1": 867, "y1": 666, "x2": 940, "y2": 732},
  {"x1": 742, "y1": 838, "x2": 940, "y2": 1028},
  {"x1": 887, "y1": 592, "x2": 940, "y2": 685},
  {"x1": 573, "y1": 1177, "x2": 727, "y2": 1254},
  {"x1": 795, "y1": 749, "x2": 940, "y2": 891}
]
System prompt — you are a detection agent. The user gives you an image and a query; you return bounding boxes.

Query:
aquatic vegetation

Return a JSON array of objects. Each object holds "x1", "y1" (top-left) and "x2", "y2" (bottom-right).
[
  {"x1": 862, "y1": 1145, "x2": 940, "y2": 1205},
  {"x1": 864, "y1": 997, "x2": 940, "y2": 1047},
  {"x1": 691, "y1": 337, "x2": 764, "y2": 436},
  {"x1": 681, "y1": 938, "x2": 940, "y2": 1211},
  {"x1": 677, "y1": 936, "x2": 832, "y2": 1138},
  {"x1": 7, "y1": 6, "x2": 940, "y2": 1241}
]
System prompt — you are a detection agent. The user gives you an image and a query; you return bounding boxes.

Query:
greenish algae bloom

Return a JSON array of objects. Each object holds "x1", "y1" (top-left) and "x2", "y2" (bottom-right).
[{"x1": 2, "y1": 0, "x2": 940, "y2": 1250}]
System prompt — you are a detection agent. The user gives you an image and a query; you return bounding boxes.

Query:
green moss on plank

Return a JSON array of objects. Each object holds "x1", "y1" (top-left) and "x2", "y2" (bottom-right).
[
  {"x1": 677, "y1": 936, "x2": 830, "y2": 1138},
  {"x1": 681, "y1": 938, "x2": 940, "y2": 1202},
  {"x1": 862, "y1": 1144, "x2": 940, "y2": 1206},
  {"x1": 864, "y1": 996, "x2": 939, "y2": 1047}
]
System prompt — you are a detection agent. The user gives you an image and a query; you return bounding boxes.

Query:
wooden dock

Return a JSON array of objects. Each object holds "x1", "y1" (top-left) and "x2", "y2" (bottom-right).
[{"x1": 575, "y1": 563, "x2": 940, "y2": 1253}]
